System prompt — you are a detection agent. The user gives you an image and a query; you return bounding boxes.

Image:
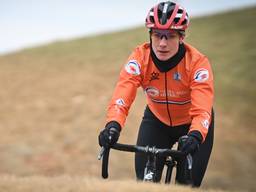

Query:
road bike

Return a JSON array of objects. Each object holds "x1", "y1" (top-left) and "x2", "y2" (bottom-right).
[{"x1": 98, "y1": 137, "x2": 193, "y2": 184}]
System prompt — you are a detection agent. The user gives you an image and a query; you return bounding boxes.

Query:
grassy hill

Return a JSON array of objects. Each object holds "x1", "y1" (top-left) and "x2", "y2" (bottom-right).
[{"x1": 0, "y1": 6, "x2": 255, "y2": 192}]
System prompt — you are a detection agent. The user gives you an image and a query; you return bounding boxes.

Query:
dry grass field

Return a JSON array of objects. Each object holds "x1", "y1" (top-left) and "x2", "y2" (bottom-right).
[
  {"x1": 0, "y1": 7, "x2": 255, "y2": 192},
  {"x1": 0, "y1": 175, "x2": 230, "y2": 192}
]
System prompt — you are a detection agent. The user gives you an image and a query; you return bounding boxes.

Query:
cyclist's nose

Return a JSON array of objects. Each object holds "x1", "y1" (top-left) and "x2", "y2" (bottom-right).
[
  {"x1": 160, "y1": 35, "x2": 168, "y2": 40},
  {"x1": 159, "y1": 36, "x2": 168, "y2": 46}
]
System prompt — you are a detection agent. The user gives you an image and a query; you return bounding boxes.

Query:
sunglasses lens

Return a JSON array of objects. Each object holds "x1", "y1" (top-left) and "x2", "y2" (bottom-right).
[{"x1": 151, "y1": 29, "x2": 178, "y2": 40}]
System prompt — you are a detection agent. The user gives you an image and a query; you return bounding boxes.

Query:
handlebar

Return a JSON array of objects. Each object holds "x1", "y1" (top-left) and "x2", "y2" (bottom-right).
[
  {"x1": 112, "y1": 143, "x2": 185, "y2": 159},
  {"x1": 98, "y1": 143, "x2": 186, "y2": 179}
]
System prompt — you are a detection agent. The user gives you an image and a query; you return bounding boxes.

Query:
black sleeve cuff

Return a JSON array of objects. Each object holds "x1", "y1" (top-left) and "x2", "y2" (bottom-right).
[
  {"x1": 188, "y1": 130, "x2": 203, "y2": 144},
  {"x1": 105, "y1": 121, "x2": 121, "y2": 132}
]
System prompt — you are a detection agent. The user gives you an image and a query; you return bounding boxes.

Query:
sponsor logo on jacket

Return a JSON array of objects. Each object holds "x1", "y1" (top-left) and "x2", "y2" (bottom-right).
[
  {"x1": 145, "y1": 87, "x2": 159, "y2": 97},
  {"x1": 173, "y1": 72, "x2": 181, "y2": 81},
  {"x1": 145, "y1": 87, "x2": 189, "y2": 98},
  {"x1": 114, "y1": 98, "x2": 126, "y2": 114},
  {"x1": 194, "y1": 68, "x2": 209, "y2": 82},
  {"x1": 201, "y1": 119, "x2": 210, "y2": 129},
  {"x1": 125, "y1": 60, "x2": 141, "y2": 76},
  {"x1": 150, "y1": 72, "x2": 160, "y2": 81},
  {"x1": 115, "y1": 98, "x2": 125, "y2": 106}
]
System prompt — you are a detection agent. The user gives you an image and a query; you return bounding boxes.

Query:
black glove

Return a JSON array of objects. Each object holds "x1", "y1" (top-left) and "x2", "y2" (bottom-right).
[
  {"x1": 178, "y1": 131, "x2": 203, "y2": 155},
  {"x1": 98, "y1": 121, "x2": 121, "y2": 148}
]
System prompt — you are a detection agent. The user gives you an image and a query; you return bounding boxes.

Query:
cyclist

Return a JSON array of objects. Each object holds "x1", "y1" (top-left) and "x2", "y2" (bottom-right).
[{"x1": 98, "y1": 1, "x2": 214, "y2": 187}]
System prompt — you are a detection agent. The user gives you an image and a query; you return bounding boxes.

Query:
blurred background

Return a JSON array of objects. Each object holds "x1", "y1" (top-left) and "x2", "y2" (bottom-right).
[
  {"x1": 1, "y1": 0, "x2": 256, "y2": 55},
  {"x1": 0, "y1": 0, "x2": 256, "y2": 192}
]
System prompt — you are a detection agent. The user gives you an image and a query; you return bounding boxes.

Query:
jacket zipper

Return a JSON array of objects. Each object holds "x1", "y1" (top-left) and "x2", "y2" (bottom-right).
[{"x1": 164, "y1": 72, "x2": 172, "y2": 126}]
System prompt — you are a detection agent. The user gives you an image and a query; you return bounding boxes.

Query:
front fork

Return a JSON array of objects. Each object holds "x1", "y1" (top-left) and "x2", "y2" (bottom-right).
[
  {"x1": 143, "y1": 154, "x2": 157, "y2": 182},
  {"x1": 165, "y1": 156, "x2": 176, "y2": 184}
]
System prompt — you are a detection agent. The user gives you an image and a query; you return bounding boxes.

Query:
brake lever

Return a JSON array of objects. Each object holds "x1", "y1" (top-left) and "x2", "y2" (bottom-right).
[
  {"x1": 98, "y1": 146, "x2": 105, "y2": 160},
  {"x1": 186, "y1": 154, "x2": 193, "y2": 170}
]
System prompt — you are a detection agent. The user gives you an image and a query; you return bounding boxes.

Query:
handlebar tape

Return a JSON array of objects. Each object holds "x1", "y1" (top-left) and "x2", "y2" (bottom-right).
[{"x1": 102, "y1": 147, "x2": 110, "y2": 179}]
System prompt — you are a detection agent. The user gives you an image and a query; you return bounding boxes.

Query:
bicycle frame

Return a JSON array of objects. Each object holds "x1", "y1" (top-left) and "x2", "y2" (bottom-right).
[{"x1": 98, "y1": 143, "x2": 193, "y2": 184}]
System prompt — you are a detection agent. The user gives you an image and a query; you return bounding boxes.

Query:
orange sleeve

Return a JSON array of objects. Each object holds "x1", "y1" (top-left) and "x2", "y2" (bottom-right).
[
  {"x1": 106, "y1": 49, "x2": 143, "y2": 129},
  {"x1": 189, "y1": 56, "x2": 214, "y2": 142}
]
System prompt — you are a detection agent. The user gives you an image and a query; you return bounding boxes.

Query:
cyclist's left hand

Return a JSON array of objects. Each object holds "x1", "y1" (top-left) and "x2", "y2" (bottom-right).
[{"x1": 179, "y1": 131, "x2": 202, "y2": 155}]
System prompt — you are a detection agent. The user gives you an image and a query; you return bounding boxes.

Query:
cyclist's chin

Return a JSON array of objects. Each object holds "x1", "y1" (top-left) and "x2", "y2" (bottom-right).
[{"x1": 156, "y1": 52, "x2": 173, "y2": 61}]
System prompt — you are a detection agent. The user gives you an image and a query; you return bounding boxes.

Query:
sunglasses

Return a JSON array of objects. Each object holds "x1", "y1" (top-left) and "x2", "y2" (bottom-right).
[{"x1": 151, "y1": 29, "x2": 179, "y2": 40}]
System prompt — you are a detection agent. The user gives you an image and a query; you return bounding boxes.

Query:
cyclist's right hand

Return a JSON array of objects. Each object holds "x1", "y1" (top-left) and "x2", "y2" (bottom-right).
[{"x1": 98, "y1": 121, "x2": 121, "y2": 148}]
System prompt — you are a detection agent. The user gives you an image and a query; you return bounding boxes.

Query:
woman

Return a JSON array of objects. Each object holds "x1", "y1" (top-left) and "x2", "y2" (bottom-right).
[{"x1": 99, "y1": 1, "x2": 214, "y2": 187}]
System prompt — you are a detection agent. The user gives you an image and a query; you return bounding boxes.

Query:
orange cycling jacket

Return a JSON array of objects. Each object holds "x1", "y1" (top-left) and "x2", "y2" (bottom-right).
[{"x1": 106, "y1": 42, "x2": 214, "y2": 142}]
